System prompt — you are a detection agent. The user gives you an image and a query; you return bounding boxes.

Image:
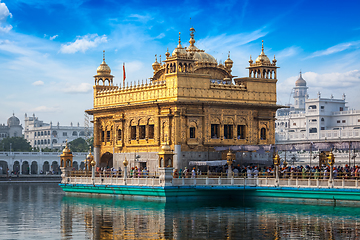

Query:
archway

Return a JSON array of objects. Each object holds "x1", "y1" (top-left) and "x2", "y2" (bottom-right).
[
  {"x1": 100, "y1": 152, "x2": 113, "y2": 169},
  {"x1": 43, "y1": 161, "x2": 50, "y2": 173},
  {"x1": 31, "y1": 161, "x2": 38, "y2": 174},
  {"x1": 13, "y1": 161, "x2": 20, "y2": 174},
  {"x1": 22, "y1": 161, "x2": 30, "y2": 175},
  {"x1": 73, "y1": 161, "x2": 79, "y2": 170},
  {"x1": 51, "y1": 161, "x2": 59, "y2": 174},
  {"x1": 80, "y1": 162, "x2": 85, "y2": 170},
  {"x1": 0, "y1": 161, "x2": 8, "y2": 174}
]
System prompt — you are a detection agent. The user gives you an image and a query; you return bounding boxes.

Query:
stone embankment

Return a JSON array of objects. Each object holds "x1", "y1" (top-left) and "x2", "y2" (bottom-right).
[{"x1": 0, "y1": 175, "x2": 61, "y2": 183}]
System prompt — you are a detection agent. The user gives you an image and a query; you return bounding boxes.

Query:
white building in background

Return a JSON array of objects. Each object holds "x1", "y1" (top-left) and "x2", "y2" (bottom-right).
[
  {"x1": 24, "y1": 113, "x2": 93, "y2": 150},
  {"x1": 0, "y1": 114, "x2": 23, "y2": 141},
  {"x1": 276, "y1": 72, "x2": 360, "y2": 144}
]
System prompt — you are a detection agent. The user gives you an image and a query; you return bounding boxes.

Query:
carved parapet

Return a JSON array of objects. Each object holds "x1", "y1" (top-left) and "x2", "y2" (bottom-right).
[{"x1": 158, "y1": 167, "x2": 174, "y2": 186}]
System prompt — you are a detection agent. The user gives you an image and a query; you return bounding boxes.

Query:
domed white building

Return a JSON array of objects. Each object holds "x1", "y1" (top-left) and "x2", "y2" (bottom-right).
[{"x1": 0, "y1": 113, "x2": 23, "y2": 141}]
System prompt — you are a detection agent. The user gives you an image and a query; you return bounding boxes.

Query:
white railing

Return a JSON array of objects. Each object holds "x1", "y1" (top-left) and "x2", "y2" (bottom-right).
[{"x1": 62, "y1": 175, "x2": 360, "y2": 190}]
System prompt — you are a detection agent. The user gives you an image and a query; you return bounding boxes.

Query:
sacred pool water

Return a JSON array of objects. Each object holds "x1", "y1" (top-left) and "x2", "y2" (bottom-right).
[{"x1": 1, "y1": 183, "x2": 360, "y2": 239}]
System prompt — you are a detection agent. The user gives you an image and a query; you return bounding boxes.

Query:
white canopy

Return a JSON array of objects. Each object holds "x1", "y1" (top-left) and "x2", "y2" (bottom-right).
[{"x1": 188, "y1": 160, "x2": 227, "y2": 166}]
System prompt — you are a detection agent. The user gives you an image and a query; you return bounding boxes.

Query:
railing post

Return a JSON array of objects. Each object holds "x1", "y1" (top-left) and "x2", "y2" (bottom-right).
[
  {"x1": 206, "y1": 177, "x2": 209, "y2": 185},
  {"x1": 218, "y1": 176, "x2": 221, "y2": 185}
]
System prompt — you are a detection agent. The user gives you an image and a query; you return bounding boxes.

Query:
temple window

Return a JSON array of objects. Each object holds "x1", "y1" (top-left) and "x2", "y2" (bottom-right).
[
  {"x1": 72, "y1": 131, "x2": 77, "y2": 136},
  {"x1": 106, "y1": 131, "x2": 110, "y2": 142},
  {"x1": 101, "y1": 131, "x2": 105, "y2": 142},
  {"x1": 41, "y1": 140, "x2": 43, "y2": 144},
  {"x1": 48, "y1": 139, "x2": 50, "y2": 144},
  {"x1": 237, "y1": 125, "x2": 245, "y2": 139},
  {"x1": 34, "y1": 132, "x2": 36, "y2": 136},
  {"x1": 41, "y1": 131, "x2": 43, "y2": 136},
  {"x1": 44, "y1": 131, "x2": 47, "y2": 136},
  {"x1": 63, "y1": 132, "x2": 67, "y2": 136},
  {"x1": 131, "y1": 126, "x2": 136, "y2": 140},
  {"x1": 211, "y1": 124, "x2": 219, "y2": 139},
  {"x1": 148, "y1": 125, "x2": 154, "y2": 139},
  {"x1": 260, "y1": 128, "x2": 266, "y2": 140},
  {"x1": 117, "y1": 129, "x2": 122, "y2": 141},
  {"x1": 139, "y1": 125, "x2": 146, "y2": 139},
  {"x1": 224, "y1": 125, "x2": 233, "y2": 139},
  {"x1": 190, "y1": 127, "x2": 196, "y2": 139}
]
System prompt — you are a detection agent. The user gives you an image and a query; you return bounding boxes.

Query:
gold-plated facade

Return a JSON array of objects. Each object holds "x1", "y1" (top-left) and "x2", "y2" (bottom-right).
[{"x1": 86, "y1": 28, "x2": 282, "y2": 172}]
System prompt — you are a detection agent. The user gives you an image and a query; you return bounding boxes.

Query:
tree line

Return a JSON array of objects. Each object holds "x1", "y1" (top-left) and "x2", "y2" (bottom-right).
[{"x1": 0, "y1": 137, "x2": 93, "y2": 152}]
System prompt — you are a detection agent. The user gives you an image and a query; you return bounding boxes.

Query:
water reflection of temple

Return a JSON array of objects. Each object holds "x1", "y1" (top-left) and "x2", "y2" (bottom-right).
[{"x1": 60, "y1": 196, "x2": 360, "y2": 239}]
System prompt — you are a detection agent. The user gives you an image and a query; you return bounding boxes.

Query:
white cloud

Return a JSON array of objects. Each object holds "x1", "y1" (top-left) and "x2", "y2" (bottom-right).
[
  {"x1": 276, "y1": 46, "x2": 300, "y2": 59},
  {"x1": 0, "y1": 1, "x2": 12, "y2": 21},
  {"x1": 0, "y1": 24, "x2": 11, "y2": 33},
  {"x1": 277, "y1": 70, "x2": 360, "y2": 106},
  {"x1": 32, "y1": 80, "x2": 44, "y2": 86},
  {"x1": 307, "y1": 40, "x2": 360, "y2": 59},
  {"x1": 28, "y1": 106, "x2": 60, "y2": 113},
  {"x1": 60, "y1": 34, "x2": 107, "y2": 54},
  {"x1": 127, "y1": 13, "x2": 154, "y2": 23},
  {"x1": 62, "y1": 83, "x2": 93, "y2": 93},
  {"x1": 50, "y1": 35, "x2": 58, "y2": 40},
  {"x1": 0, "y1": 1, "x2": 12, "y2": 33}
]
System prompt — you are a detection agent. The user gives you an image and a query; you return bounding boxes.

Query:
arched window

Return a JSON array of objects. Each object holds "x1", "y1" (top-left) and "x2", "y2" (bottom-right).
[
  {"x1": 52, "y1": 131, "x2": 57, "y2": 137},
  {"x1": 79, "y1": 131, "x2": 85, "y2": 136},
  {"x1": 48, "y1": 131, "x2": 50, "y2": 135},
  {"x1": 321, "y1": 118, "x2": 325, "y2": 122},
  {"x1": 72, "y1": 131, "x2": 77, "y2": 136},
  {"x1": 48, "y1": 139, "x2": 50, "y2": 144},
  {"x1": 41, "y1": 140, "x2": 43, "y2": 144},
  {"x1": 38, "y1": 131, "x2": 40, "y2": 136},
  {"x1": 117, "y1": 129, "x2": 122, "y2": 141},
  {"x1": 260, "y1": 128, "x2": 266, "y2": 140},
  {"x1": 52, "y1": 139, "x2": 57, "y2": 144},
  {"x1": 44, "y1": 131, "x2": 47, "y2": 136},
  {"x1": 34, "y1": 141, "x2": 36, "y2": 145},
  {"x1": 34, "y1": 132, "x2": 36, "y2": 136},
  {"x1": 190, "y1": 127, "x2": 196, "y2": 139},
  {"x1": 285, "y1": 122, "x2": 287, "y2": 128},
  {"x1": 41, "y1": 131, "x2": 43, "y2": 136}
]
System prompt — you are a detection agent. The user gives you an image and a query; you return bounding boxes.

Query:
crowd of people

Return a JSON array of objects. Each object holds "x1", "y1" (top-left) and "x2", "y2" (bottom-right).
[{"x1": 172, "y1": 164, "x2": 360, "y2": 179}]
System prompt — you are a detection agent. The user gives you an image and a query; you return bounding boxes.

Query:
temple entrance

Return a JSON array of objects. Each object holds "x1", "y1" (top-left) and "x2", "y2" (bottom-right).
[
  {"x1": 22, "y1": 161, "x2": 30, "y2": 174},
  {"x1": 100, "y1": 152, "x2": 113, "y2": 169},
  {"x1": 13, "y1": 161, "x2": 20, "y2": 174},
  {"x1": 73, "y1": 161, "x2": 79, "y2": 170},
  {"x1": 51, "y1": 161, "x2": 59, "y2": 174},
  {"x1": 31, "y1": 161, "x2": 38, "y2": 174},
  {"x1": 0, "y1": 161, "x2": 8, "y2": 174},
  {"x1": 43, "y1": 161, "x2": 50, "y2": 173}
]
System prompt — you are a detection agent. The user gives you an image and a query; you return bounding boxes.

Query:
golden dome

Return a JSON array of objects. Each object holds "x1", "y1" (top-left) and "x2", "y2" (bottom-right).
[
  {"x1": 225, "y1": 52, "x2": 233, "y2": 69},
  {"x1": 97, "y1": 50, "x2": 111, "y2": 75},
  {"x1": 152, "y1": 54, "x2": 161, "y2": 71},
  {"x1": 186, "y1": 27, "x2": 217, "y2": 64},
  {"x1": 255, "y1": 40, "x2": 270, "y2": 64},
  {"x1": 61, "y1": 140, "x2": 71, "y2": 155},
  {"x1": 172, "y1": 32, "x2": 187, "y2": 56},
  {"x1": 161, "y1": 143, "x2": 171, "y2": 151}
]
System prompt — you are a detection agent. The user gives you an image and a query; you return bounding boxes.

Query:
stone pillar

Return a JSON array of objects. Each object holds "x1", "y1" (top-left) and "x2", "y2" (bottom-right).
[
  {"x1": 159, "y1": 167, "x2": 173, "y2": 186},
  {"x1": 93, "y1": 118, "x2": 101, "y2": 166}
]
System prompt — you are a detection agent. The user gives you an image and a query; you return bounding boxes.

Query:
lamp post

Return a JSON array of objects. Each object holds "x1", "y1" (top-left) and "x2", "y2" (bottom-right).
[
  {"x1": 273, "y1": 152, "x2": 280, "y2": 185},
  {"x1": 91, "y1": 157, "x2": 96, "y2": 185},
  {"x1": 123, "y1": 157, "x2": 128, "y2": 179},
  {"x1": 226, "y1": 149, "x2": 235, "y2": 178},
  {"x1": 327, "y1": 150, "x2": 335, "y2": 185}
]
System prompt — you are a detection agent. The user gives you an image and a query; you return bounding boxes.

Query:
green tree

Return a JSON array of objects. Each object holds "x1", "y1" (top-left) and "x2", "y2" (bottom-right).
[
  {"x1": 0, "y1": 137, "x2": 32, "y2": 152},
  {"x1": 69, "y1": 138, "x2": 89, "y2": 152}
]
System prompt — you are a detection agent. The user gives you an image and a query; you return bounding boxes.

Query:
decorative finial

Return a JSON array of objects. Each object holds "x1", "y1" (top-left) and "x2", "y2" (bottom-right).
[
  {"x1": 178, "y1": 32, "x2": 181, "y2": 45},
  {"x1": 159, "y1": 55, "x2": 161, "y2": 63},
  {"x1": 155, "y1": 54, "x2": 158, "y2": 62},
  {"x1": 261, "y1": 40, "x2": 264, "y2": 53},
  {"x1": 228, "y1": 51, "x2": 230, "y2": 58},
  {"x1": 103, "y1": 50, "x2": 105, "y2": 62}
]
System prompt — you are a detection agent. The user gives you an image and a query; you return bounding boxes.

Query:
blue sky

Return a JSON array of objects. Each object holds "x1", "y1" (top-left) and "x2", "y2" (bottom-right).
[{"x1": 1, "y1": 0, "x2": 360, "y2": 126}]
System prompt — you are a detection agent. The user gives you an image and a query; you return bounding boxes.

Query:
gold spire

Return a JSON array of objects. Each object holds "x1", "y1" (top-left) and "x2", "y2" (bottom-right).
[
  {"x1": 189, "y1": 27, "x2": 196, "y2": 47},
  {"x1": 261, "y1": 40, "x2": 264, "y2": 54},
  {"x1": 177, "y1": 32, "x2": 182, "y2": 48},
  {"x1": 103, "y1": 50, "x2": 105, "y2": 62}
]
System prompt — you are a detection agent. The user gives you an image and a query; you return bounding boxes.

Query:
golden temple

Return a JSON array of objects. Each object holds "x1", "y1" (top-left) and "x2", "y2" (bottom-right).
[{"x1": 86, "y1": 28, "x2": 281, "y2": 171}]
